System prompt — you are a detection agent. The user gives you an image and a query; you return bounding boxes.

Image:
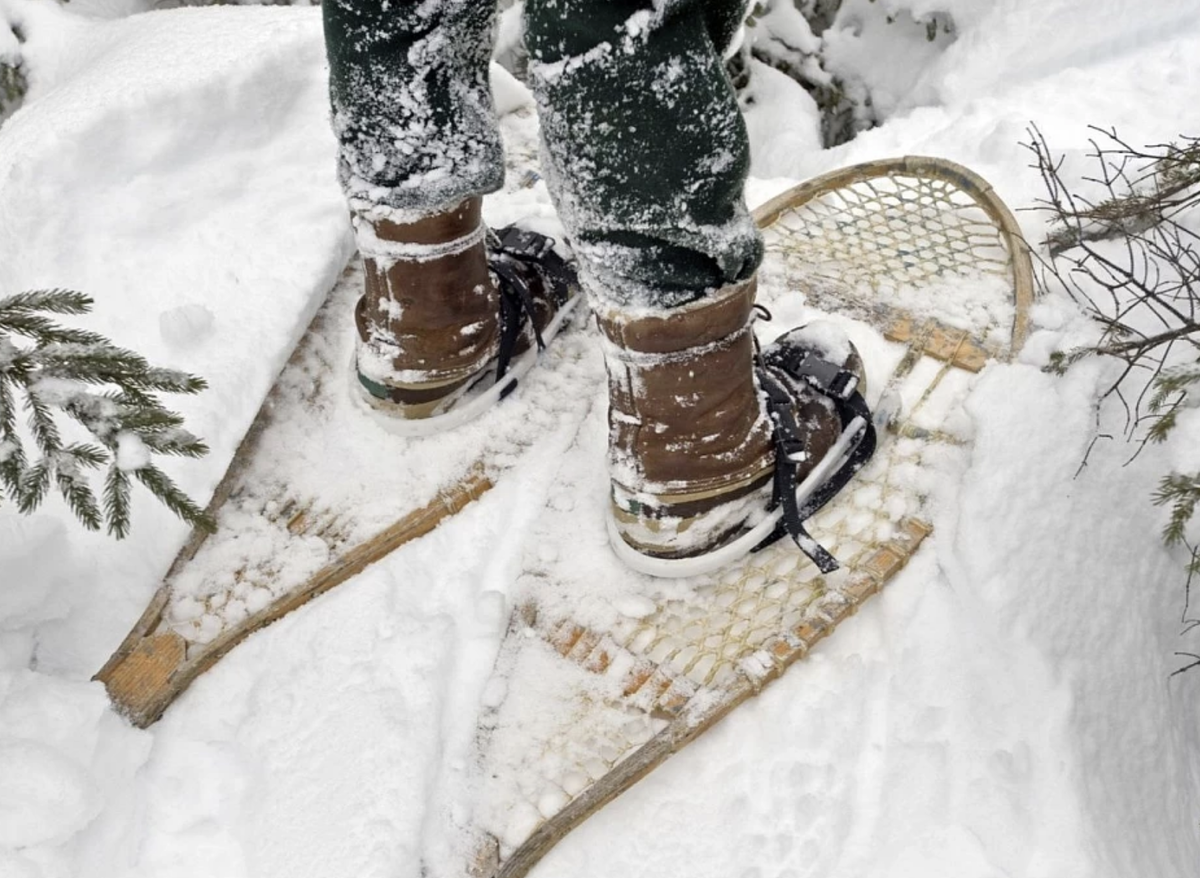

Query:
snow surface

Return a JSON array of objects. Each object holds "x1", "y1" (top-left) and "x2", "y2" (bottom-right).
[{"x1": 1, "y1": 1, "x2": 1199, "y2": 877}]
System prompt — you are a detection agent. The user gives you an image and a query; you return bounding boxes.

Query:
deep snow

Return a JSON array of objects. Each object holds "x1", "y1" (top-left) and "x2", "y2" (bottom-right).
[{"x1": 1, "y1": 1, "x2": 1198, "y2": 877}]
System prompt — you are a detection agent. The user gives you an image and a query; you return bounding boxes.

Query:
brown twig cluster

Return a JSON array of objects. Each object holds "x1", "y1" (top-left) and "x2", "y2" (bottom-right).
[
  {"x1": 1027, "y1": 126, "x2": 1200, "y2": 661},
  {"x1": 1027, "y1": 125, "x2": 1200, "y2": 443}
]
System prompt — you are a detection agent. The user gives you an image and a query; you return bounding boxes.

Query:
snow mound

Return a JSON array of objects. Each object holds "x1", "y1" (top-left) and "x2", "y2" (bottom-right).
[{"x1": 0, "y1": 1, "x2": 1198, "y2": 877}]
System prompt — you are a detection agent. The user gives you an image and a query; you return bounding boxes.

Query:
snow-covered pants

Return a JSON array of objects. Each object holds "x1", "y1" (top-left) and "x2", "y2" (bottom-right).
[{"x1": 322, "y1": 0, "x2": 761, "y2": 309}]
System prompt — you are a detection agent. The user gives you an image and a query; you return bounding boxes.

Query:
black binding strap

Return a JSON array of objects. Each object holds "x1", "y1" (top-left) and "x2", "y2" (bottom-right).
[
  {"x1": 490, "y1": 259, "x2": 542, "y2": 399},
  {"x1": 486, "y1": 226, "x2": 575, "y2": 398},
  {"x1": 754, "y1": 348, "x2": 877, "y2": 573}
]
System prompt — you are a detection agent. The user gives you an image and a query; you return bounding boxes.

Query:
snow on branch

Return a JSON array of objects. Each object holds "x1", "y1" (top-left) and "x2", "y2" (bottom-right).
[
  {"x1": 1027, "y1": 126, "x2": 1200, "y2": 641},
  {"x1": 1027, "y1": 125, "x2": 1200, "y2": 436},
  {"x1": 0, "y1": 288, "x2": 213, "y2": 538}
]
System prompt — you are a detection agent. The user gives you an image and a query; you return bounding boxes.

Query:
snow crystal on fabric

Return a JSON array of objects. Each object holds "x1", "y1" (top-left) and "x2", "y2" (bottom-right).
[
  {"x1": 525, "y1": 0, "x2": 762, "y2": 309},
  {"x1": 324, "y1": 0, "x2": 504, "y2": 216}
]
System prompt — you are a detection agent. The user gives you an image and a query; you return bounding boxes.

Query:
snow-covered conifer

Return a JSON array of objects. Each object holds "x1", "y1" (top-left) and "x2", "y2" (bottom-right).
[{"x1": 0, "y1": 288, "x2": 212, "y2": 537}]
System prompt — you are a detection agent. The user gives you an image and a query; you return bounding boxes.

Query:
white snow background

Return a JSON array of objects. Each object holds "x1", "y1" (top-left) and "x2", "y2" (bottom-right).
[{"x1": 1, "y1": 0, "x2": 1199, "y2": 876}]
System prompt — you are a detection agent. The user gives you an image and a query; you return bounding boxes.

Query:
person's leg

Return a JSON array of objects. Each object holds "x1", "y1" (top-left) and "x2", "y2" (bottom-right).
[
  {"x1": 323, "y1": 0, "x2": 576, "y2": 424},
  {"x1": 526, "y1": 1, "x2": 865, "y2": 567},
  {"x1": 323, "y1": 0, "x2": 501, "y2": 216},
  {"x1": 524, "y1": 0, "x2": 761, "y2": 309}
]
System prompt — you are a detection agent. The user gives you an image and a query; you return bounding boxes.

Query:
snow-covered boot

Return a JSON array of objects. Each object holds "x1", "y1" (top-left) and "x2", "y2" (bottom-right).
[
  {"x1": 353, "y1": 197, "x2": 578, "y2": 432},
  {"x1": 597, "y1": 277, "x2": 876, "y2": 577}
]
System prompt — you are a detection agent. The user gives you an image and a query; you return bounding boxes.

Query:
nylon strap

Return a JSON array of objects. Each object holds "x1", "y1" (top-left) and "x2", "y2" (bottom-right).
[
  {"x1": 486, "y1": 226, "x2": 574, "y2": 398},
  {"x1": 754, "y1": 352, "x2": 877, "y2": 573}
]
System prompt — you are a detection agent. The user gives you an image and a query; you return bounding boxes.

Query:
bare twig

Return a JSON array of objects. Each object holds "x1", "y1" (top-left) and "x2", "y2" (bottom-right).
[{"x1": 1027, "y1": 124, "x2": 1200, "y2": 672}]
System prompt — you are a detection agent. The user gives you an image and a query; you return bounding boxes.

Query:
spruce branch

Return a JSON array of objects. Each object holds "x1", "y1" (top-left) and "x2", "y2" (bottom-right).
[
  {"x1": 17, "y1": 459, "x2": 50, "y2": 514},
  {"x1": 55, "y1": 458, "x2": 103, "y2": 531},
  {"x1": 1154, "y1": 473, "x2": 1200, "y2": 548},
  {"x1": 0, "y1": 288, "x2": 93, "y2": 317},
  {"x1": 104, "y1": 465, "x2": 132, "y2": 541},
  {"x1": 0, "y1": 366, "x2": 18, "y2": 441},
  {"x1": 132, "y1": 463, "x2": 210, "y2": 535},
  {"x1": 0, "y1": 288, "x2": 214, "y2": 537}
]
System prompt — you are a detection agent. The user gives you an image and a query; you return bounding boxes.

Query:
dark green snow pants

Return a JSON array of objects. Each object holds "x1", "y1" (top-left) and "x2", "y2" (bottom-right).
[{"x1": 322, "y1": 0, "x2": 762, "y2": 308}]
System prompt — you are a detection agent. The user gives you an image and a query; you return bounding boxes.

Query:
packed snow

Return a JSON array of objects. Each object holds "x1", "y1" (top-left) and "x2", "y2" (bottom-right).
[{"x1": 1, "y1": 1, "x2": 1199, "y2": 877}]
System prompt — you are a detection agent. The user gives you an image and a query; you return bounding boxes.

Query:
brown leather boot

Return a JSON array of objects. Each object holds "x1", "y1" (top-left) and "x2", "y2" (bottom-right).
[
  {"x1": 354, "y1": 198, "x2": 577, "y2": 427},
  {"x1": 597, "y1": 277, "x2": 874, "y2": 574},
  {"x1": 355, "y1": 197, "x2": 496, "y2": 414}
]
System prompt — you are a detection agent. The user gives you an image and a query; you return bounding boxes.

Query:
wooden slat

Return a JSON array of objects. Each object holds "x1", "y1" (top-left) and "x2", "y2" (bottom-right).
[{"x1": 885, "y1": 316, "x2": 990, "y2": 372}]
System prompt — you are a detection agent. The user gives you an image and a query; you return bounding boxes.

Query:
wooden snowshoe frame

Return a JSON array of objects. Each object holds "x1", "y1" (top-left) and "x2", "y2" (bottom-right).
[
  {"x1": 94, "y1": 117, "x2": 585, "y2": 728},
  {"x1": 93, "y1": 282, "x2": 587, "y2": 728},
  {"x1": 754, "y1": 154, "x2": 1034, "y2": 358},
  {"x1": 94, "y1": 474, "x2": 493, "y2": 727},
  {"x1": 469, "y1": 156, "x2": 1033, "y2": 878},
  {"x1": 94, "y1": 394, "x2": 494, "y2": 727},
  {"x1": 94, "y1": 156, "x2": 1032, "y2": 744}
]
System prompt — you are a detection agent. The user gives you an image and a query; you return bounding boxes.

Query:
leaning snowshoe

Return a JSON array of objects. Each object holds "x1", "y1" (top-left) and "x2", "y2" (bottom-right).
[
  {"x1": 96, "y1": 226, "x2": 593, "y2": 728},
  {"x1": 449, "y1": 156, "x2": 1032, "y2": 878}
]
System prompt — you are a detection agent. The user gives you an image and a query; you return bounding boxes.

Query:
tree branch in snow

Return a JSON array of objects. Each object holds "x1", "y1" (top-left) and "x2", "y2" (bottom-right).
[
  {"x1": 0, "y1": 289, "x2": 213, "y2": 538},
  {"x1": 1027, "y1": 125, "x2": 1200, "y2": 439},
  {"x1": 1027, "y1": 126, "x2": 1200, "y2": 637},
  {"x1": 1169, "y1": 652, "x2": 1200, "y2": 678}
]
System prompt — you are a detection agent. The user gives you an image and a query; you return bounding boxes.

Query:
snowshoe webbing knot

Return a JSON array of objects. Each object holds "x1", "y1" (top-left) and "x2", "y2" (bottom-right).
[
  {"x1": 755, "y1": 345, "x2": 877, "y2": 573},
  {"x1": 487, "y1": 226, "x2": 575, "y2": 399}
]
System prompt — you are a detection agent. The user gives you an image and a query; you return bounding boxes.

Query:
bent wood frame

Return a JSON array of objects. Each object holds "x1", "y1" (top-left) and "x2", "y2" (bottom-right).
[
  {"x1": 752, "y1": 154, "x2": 1035, "y2": 358},
  {"x1": 95, "y1": 157, "x2": 1033, "y2": 739},
  {"x1": 475, "y1": 156, "x2": 1033, "y2": 878},
  {"x1": 94, "y1": 273, "x2": 496, "y2": 727}
]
